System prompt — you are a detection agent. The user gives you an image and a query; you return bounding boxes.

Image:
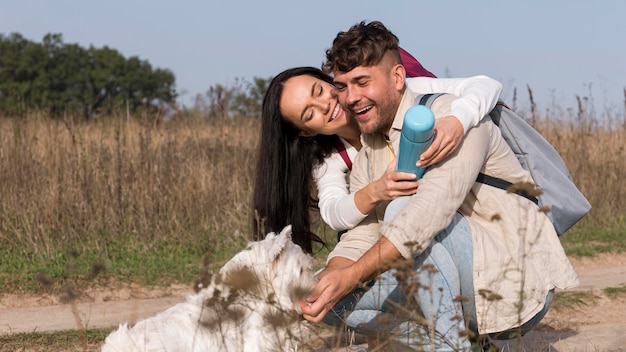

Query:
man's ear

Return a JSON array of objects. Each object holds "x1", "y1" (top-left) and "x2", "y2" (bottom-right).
[{"x1": 392, "y1": 63, "x2": 406, "y2": 90}]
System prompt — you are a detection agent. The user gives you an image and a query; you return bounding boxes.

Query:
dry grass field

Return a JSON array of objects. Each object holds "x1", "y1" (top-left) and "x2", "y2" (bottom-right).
[
  {"x1": 1, "y1": 101, "x2": 623, "y2": 264},
  {"x1": 0, "y1": 94, "x2": 625, "y2": 350}
]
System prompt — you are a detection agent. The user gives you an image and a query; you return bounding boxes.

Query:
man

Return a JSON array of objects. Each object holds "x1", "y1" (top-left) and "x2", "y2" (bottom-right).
[{"x1": 300, "y1": 21, "x2": 579, "y2": 351}]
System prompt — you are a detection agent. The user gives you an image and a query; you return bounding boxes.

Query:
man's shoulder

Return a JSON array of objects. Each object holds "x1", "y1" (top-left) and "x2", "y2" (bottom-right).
[
  {"x1": 404, "y1": 86, "x2": 459, "y2": 111},
  {"x1": 418, "y1": 92, "x2": 458, "y2": 119}
]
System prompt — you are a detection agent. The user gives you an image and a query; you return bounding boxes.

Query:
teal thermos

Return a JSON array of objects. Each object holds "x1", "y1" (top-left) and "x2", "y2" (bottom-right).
[{"x1": 396, "y1": 105, "x2": 435, "y2": 178}]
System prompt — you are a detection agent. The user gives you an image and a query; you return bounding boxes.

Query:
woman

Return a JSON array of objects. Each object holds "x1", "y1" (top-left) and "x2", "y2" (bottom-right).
[{"x1": 253, "y1": 64, "x2": 502, "y2": 253}]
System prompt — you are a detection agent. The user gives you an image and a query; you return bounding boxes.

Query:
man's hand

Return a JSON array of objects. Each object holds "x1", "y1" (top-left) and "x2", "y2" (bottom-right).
[
  {"x1": 417, "y1": 115, "x2": 464, "y2": 167},
  {"x1": 299, "y1": 238, "x2": 403, "y2": 323},
  {"x1": 299, "y1": 259, "x2": 359, "y2": 323}
]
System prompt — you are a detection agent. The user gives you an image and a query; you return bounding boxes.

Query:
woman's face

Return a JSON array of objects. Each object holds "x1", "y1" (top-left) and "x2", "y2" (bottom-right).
[{"x1": 279, "y1": 75, "x2": 348, "y2": 137}]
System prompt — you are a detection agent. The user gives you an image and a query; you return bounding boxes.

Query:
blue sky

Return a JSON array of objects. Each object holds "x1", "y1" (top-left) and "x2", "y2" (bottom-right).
[{"x1": 2, "y1": 0, "x2": 624, "y2": 114}]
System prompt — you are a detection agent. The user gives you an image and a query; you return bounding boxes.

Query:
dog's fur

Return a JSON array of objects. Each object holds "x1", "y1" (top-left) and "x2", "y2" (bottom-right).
[{"x1": 101, "y1": 225, "x2": 317, "y2": 352}]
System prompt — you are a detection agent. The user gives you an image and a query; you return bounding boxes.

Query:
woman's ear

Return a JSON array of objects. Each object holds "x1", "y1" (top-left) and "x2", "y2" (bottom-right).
[{"x1": 298, "y1": 130, "x2": 316, "y2": 137}]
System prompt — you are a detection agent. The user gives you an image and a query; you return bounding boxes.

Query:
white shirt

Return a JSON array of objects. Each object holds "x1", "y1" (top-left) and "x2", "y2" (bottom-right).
[{"x1": 313, "y1": 75, "x2": 503, "y2": 231}]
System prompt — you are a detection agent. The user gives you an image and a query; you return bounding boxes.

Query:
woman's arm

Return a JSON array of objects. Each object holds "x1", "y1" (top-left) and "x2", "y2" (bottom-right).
[
  {"x1": 317, "y1": 76, "x2": 502, "y2": 231},
  {"x1": 406, "y1": 75, "x2": 502, "y2": 166},
  {"x1": 315, "y1": 144, "x2": 418, "y2": 231},
  {"x1": 313, "y1": 150, "x2": 366, "y2": 232},
  {"x1": 406, "y1": 75, "x2": 502, "y2": 133},
  {"x1": 352, "y1": 162, "x2": 418, "y2": 215}
]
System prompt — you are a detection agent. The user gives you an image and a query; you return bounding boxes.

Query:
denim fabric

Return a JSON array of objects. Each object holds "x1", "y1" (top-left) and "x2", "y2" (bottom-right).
[
  {"x1": 323, "y1": 197, "x2": 473, "y2": 351},
  {"x1": 323, "y1": 196, "x2": 555, "y2": 350}
]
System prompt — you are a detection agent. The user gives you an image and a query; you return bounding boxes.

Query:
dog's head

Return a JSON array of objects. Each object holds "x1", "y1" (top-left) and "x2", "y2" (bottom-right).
[{"x1": 218, "y1": 225, "x2": 316, "y2": 310}]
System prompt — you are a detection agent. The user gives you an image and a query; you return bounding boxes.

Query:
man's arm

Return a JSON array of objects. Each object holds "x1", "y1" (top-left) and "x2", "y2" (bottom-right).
[{"x1": 300, "y1": 237, "x2": 401, "y2": 323}]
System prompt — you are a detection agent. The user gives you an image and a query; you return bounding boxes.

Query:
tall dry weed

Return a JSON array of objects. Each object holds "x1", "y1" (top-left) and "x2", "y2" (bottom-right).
[
  {"x1": 522, "y1": 90, "x2": 626, "y2": 226},
  {"x1": 0, "y1": 113, "x2": 259, "y2": 256},
  {"x1": 1, "y1": 95, "x2": 624, "y2": 258}
]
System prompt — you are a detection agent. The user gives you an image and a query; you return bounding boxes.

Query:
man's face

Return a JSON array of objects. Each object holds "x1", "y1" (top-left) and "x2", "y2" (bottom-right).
[{"x1": 332, "y1": 54, "x2": 405, "y2": 135}]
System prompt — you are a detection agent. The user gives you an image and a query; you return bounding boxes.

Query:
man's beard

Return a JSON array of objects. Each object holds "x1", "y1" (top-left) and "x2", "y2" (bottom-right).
[{"x1": 359, "y1": 98, "x2": 397, "y2": 135}]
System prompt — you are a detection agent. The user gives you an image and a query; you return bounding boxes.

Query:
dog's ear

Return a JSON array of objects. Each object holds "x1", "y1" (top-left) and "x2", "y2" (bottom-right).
[
  {"x1": 267, "y1": 225, "x2": 292, "y2": 261},
  {"x1": 219, "y1": 225, "x2": 293, "y2": 276}
]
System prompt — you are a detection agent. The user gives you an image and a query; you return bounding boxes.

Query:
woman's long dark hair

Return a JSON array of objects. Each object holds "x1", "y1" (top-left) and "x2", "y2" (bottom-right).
[{"x1": 253, "y1": 67, "x2": 337, "y2": 253}]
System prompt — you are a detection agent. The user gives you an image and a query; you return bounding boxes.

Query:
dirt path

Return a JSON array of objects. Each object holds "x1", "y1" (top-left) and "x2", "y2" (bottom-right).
[
  {"x1": 1, "y1": 253, "x2": 625, "y2": 351},
  {"x1": 0, "y1": 282, "x2": 193, "y2": 334},
  {"x1": 494, "y1": 252, "x2": 626, "y2": 352}
]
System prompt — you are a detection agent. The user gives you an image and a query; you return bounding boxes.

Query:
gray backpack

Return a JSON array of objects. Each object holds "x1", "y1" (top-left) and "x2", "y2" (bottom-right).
[{"x1": 416, "y1": 93, "x2": 591, "y2": 236}]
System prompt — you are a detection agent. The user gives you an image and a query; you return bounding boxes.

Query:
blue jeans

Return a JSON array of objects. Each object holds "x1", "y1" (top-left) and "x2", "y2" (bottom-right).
[
  {"x1": 323, "y1": 197, "x2": 553, "y2": 351},
  {"x1": 324, "y1": 197, "x2": 473, "y2": 351}
]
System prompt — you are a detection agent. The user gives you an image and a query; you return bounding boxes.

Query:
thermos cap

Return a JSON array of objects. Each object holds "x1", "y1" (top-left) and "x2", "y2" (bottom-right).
[{"x1": 402, "y1": 105, "x2": 435, "y2": 143}]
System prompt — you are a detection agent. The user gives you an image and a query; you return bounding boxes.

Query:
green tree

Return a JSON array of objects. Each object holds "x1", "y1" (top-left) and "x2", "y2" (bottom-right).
[
  {"x1": 0, "y1": 32, "x2": 177, "y2": 118},
  {"x1": 43, "y1": 34, "x2": 90, "y2": 116},
  {"x1": 120, "y1": 56, "x2": 176, "y2": 113},
  {"x1": 82, "y1": 45, "x2": 125, "y2": 116},
  {"x1": 0, "y1": 33, "x2": 45, "y2": 113}
]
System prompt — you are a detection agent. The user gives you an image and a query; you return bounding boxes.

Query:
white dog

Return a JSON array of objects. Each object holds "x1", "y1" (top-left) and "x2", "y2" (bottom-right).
[{"x1": 101, "y1": 225, "x2": 317, "y2": 352}]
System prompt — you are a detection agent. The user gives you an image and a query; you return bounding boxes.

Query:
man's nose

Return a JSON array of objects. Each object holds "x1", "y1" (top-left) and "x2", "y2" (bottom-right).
[{"x1": 342, "y1": 85, "x2": 360, "y2": 107}]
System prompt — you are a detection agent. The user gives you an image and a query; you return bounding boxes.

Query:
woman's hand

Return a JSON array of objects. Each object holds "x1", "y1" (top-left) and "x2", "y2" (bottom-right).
[
  {"x1": 371, "y1": 162, "x2": 420, "y2": 201},
  {"x1": 353, "y1": 162, "x2": 419, "y2": 214},
  {"x1": 417, "y1": 115, "x2": 464, "y2": 167}
]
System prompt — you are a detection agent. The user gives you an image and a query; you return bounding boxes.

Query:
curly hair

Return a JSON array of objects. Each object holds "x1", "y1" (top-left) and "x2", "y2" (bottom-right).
[{"x1": 323, "y1": 20, "x2": 402, "y2": 74}]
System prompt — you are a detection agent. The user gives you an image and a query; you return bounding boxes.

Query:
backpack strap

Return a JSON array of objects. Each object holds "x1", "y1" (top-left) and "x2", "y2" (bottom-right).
[
  {"x1": 334, "y1": 136, "x2": 352, "y2": 170},
  {"x1": 487, "y1": 100, "x2": 512, "y2": 127},
  {"x1": 416, "y1": 93, "x2": 446, "y2": 106},
  {"x1": 476, "y1": 173, "x2": 538, "y2": 205},
  {"x1": 414, "y1": 93, "x2": 539, "y2": 205}
]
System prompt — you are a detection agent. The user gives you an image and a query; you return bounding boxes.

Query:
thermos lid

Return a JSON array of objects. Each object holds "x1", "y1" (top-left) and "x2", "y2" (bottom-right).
[{"x1": 402, "y1": 105, "x2": 435, "y2": 143}]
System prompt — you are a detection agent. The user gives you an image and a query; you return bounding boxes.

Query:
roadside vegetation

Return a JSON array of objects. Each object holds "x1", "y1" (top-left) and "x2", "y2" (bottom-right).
[
  {"x1": 0, "y1": 89, "x2": 624, "y2": 351},
  {"x1": 2, "y1": 90, "x2": 624, "y2": 295}
]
